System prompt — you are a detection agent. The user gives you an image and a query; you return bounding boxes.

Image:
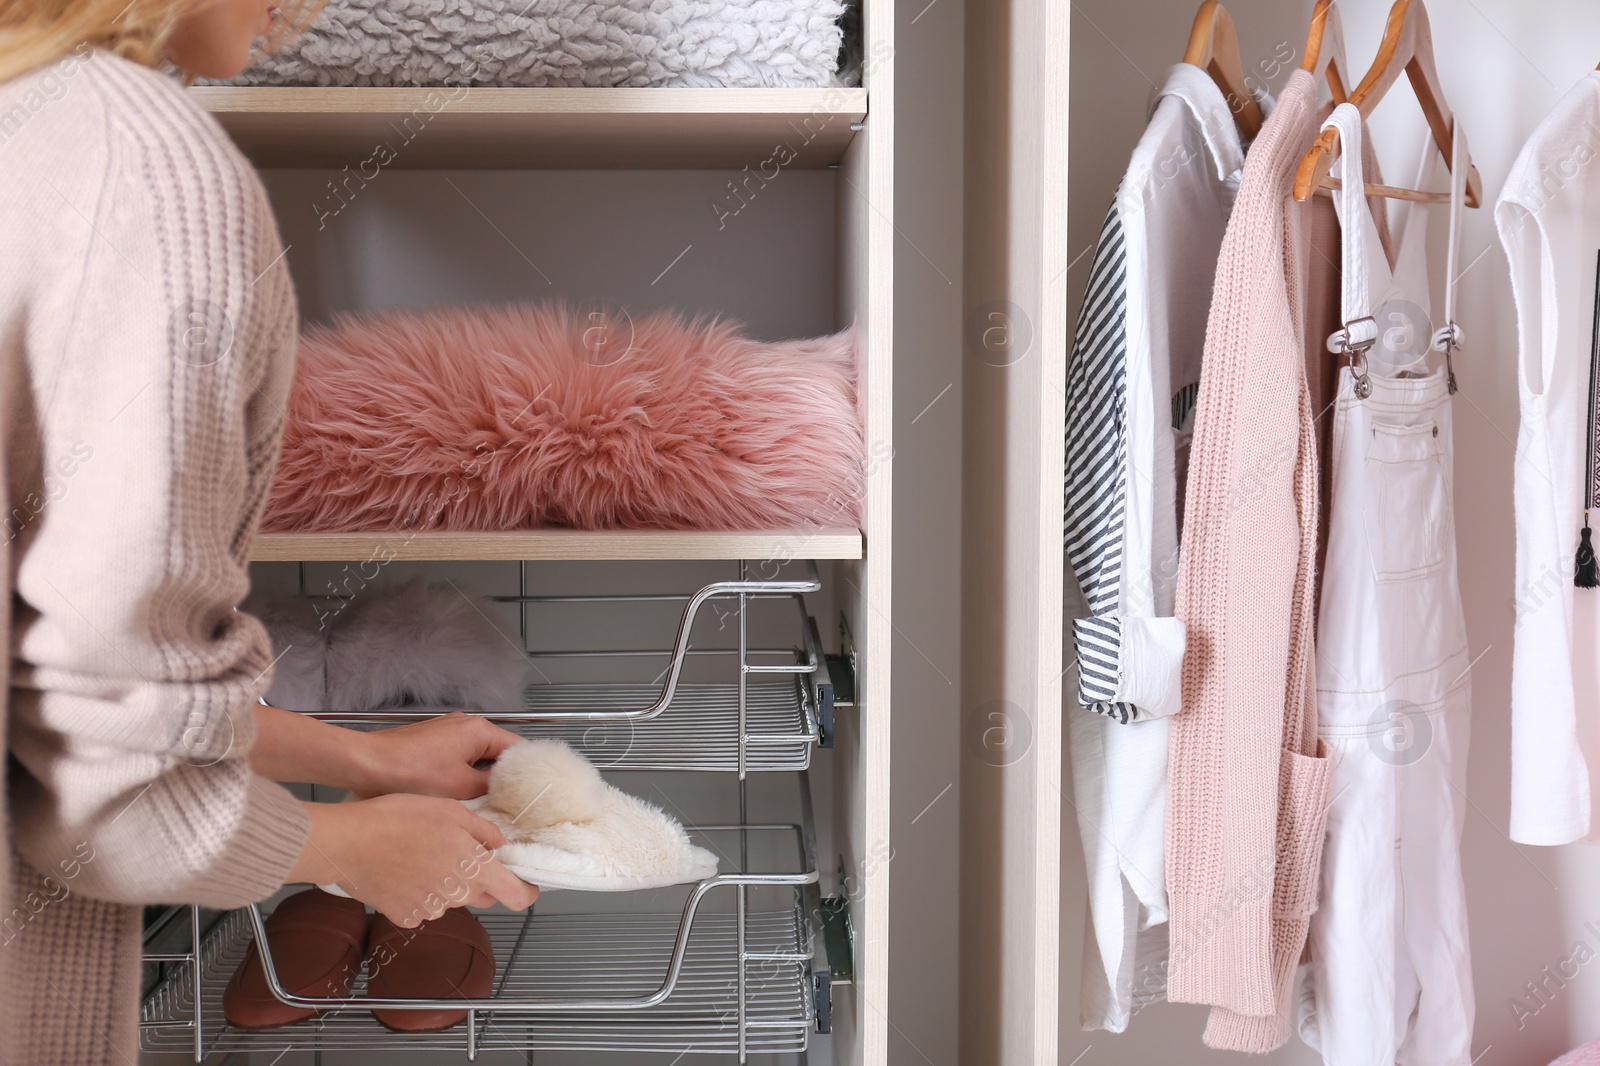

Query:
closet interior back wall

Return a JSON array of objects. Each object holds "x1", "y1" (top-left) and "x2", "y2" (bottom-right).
[
  {"x1": 1063, "y1": 0, "x2": 1600, "y2": 1061},
  {"x1": 262, "y1": 169, "x2": 837, "y2": 333}
]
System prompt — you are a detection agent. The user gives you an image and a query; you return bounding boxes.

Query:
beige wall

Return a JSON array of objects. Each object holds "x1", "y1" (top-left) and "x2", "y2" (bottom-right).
[{"x1": 1062, "y1": 0, "x2": 1600, "y2": 1062}]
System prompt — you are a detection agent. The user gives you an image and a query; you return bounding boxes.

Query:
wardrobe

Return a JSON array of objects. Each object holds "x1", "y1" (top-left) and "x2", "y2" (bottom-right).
[
  {"x1": 965, "y1": 0, "x2": 1600, "y2": 1063},
  {"x1": 120, "y1": 0, "x2": 1600, "y2": 1060},
  {"x1": 135, "y1": 1, "x2": 894, "y2": 1063}
]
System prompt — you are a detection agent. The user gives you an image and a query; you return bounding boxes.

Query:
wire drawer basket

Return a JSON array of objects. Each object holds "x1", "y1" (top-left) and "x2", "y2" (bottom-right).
[
  {"x1": 306, "y1": 559, "x2": 838, "y2": 773},
  {"x1": 140, "y1": 811, "x2": 831, "y2": 1061}
]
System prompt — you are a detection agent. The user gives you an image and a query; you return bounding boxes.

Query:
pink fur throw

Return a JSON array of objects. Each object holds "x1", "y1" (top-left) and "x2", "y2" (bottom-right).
[{"x1": 262, "y1": 303, "x2": 863, "y2": 532}]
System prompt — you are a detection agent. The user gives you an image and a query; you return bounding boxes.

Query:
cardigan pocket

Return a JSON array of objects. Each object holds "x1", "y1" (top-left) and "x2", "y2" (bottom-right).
[
  {"x1": 1271, "y1": 741, "x2": 1334, "y2": 920},
  {"x1": 1363, "y1": 420, "x2": 1450, "y2": 583}
]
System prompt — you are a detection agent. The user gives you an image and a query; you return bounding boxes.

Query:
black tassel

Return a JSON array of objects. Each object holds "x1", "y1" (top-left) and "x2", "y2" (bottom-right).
[
  {"x1": 1579, "y1": 522, "x2": 1599, "y2": 589},
  {"x1": 1584, "y1": 252, "x2": 1600, "y2": 588}
]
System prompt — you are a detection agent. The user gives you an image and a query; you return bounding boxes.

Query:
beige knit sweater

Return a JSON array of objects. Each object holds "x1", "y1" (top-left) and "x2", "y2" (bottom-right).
[
  {"x1": 0, "y1": 49, "x2": 311, "y2": 1063},
  {"x1": 1164, "y1": 67, "x2": 1336, "y2": 1052}
]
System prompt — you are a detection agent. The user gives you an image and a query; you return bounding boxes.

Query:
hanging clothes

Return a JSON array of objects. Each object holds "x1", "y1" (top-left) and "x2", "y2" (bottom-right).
[
  {"x1": 1162, "y1": 65, "x2": 1343, "y2": 1053},
  {"x1": 1296, "y1": 102, "x2": 1475, "y2": 1066},
  {"x1": 1499, "y1": 70, "x2": 1600, "y2": 847},
  {"x1": 1062, "y1": 61, "x2": 1252, "y2": 1032}
]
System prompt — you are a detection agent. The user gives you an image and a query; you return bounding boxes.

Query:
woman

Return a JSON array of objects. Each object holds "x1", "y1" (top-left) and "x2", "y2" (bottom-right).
[{"x1": 0, "y1": 2, "x2": 539, "y2": 1061}]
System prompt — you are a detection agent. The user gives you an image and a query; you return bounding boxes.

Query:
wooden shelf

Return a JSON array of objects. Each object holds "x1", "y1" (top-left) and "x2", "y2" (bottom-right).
[
  {"x1": 250, "y1": 528, "x2": 863, "y2": 562},
  {"x1": 190, "y1": 86, "x2": 867, "y2": 169}
]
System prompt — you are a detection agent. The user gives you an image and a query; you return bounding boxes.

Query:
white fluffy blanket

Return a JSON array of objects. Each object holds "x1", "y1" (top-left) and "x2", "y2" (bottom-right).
[{"x1": 221, "y1": 0, "x2": 846, "y2": 88}]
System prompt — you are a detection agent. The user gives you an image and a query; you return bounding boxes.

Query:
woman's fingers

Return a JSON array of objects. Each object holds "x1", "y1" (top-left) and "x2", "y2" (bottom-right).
[
  {"x1": 472, "y1": 855, "x2": 539, "y2": 911},
  {"x1": 385, "y1": 895, "x2": 447, "y2": 927},
  {"x1": 306, "y1": 793, "x2": 539, "y2": 931},
  {"x1": 357, "y1": 712, "x2": 523, "y2": 799},
  {"x1": 469, "y1": 716, "x2": 524, "y2": 762},
  {"x1": 449, "y1": 764, "x2": 494, "y2": 801},
  {"x1": 454, "y1": 806, "x2": 507, "y2": 851},
  {"x1": 449, "y1": 811, "x2": 536, "y2": 908}
]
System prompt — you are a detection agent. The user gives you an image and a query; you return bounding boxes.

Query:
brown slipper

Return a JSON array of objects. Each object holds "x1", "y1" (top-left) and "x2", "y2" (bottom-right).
[
  {"x1": 223, "y1": 888, "x2": 369, "y2": 1030},
  {"x1": 365, "y1": 908, "x2": 496, "y2": 1033}
]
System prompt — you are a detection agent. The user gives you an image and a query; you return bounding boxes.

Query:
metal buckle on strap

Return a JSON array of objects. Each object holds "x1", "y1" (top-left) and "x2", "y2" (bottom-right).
[
  {"x1": 1431, "y1": 320, "x2": 1462, "y2": 395},
  {"x1": 1329, "y1": 315, "x2": 1378, "y2": 354},
  {"x1": 1329, "y1": 316, "x2": 1377, "y2": 399}
]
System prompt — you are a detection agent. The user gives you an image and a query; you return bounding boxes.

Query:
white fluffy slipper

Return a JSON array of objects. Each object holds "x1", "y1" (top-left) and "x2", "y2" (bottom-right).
[
  {"x1": 466, "y1": 739, "x2": 720, "y2": 892},
  {"x1": 322, "y1": 739, "x2": 719, "y2": 896}
]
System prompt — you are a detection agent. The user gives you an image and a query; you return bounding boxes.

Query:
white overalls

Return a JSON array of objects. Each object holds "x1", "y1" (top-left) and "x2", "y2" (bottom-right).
[{"x1": 1295, "y1": 103, "x2": 1476, "y2": 1066}]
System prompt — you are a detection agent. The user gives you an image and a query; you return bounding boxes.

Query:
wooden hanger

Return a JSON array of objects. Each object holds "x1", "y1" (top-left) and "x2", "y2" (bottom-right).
[
  {"x1": 1293, "y1": 0, "x2": 1483, "y2": 206},
  {"x1": 1302, "y1": 0, "x2": 1350, "y2": 104},
  {"x1": 1184, "y1": 1, "x2": 1266, "y2": 139}
]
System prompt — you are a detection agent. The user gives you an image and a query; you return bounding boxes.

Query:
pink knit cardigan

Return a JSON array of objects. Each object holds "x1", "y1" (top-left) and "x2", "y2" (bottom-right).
[
  {"x1": 1, "y1": 52, "x2": 310, "y2": 1063},
  {"x1": 1164, "y1": 68, "x2": 1336, "y2": 1051}
]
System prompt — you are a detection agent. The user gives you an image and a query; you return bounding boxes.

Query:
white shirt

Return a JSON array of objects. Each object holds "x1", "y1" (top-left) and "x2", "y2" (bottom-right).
[
  {"x1": 1500, "y1": 71, "x2": 1600, "y2": 846},
  {"x1": 1064, "y1": 62, "x2": 1252, "y2": 1031}
]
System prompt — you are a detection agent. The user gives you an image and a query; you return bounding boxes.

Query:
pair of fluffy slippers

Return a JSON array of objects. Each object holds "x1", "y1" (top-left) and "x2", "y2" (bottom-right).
[
  {"x1": 245, "y1": 579, "x2": 532, "y2": 715},
  {"x1": 316, "y1": 739, "x2": 719, "y2": 893}
]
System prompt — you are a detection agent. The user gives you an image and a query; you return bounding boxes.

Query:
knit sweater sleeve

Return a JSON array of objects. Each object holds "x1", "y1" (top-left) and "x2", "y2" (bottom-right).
[{"x1": 5, "y1": 55, "x2": 310, "y2": 909}]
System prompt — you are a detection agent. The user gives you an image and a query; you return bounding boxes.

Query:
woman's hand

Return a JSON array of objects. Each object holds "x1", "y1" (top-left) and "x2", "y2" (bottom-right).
[
  {"x1": 349, "y1": 712, "x2": 523, "y2": 800},
  {"x1": 291, "y1": 795, "x2": 538, "y2": 926},
  {"x1": 252, "y1": 705, "x2": 521, "y2": 800}
]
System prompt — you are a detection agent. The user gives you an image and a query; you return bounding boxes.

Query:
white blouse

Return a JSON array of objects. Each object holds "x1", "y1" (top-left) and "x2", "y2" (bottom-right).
[{"x1": 1501, "y1": 70, "x2": 1600, "y2": 846}]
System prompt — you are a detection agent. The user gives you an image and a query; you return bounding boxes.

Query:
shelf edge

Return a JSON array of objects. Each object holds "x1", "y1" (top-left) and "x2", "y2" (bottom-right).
[
  {"x1": 250, "y1": 529, "x2": 864, "y2": 561},
  {"x1": 190, "y1": 85, "x2": 869, "y2": 118}
]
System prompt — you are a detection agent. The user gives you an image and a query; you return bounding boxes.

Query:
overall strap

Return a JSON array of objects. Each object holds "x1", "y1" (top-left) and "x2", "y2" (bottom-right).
[
  {"x1": 1430, "y1": 116, "x2": 1469, "y2": 393},
  {"x1": 1321, "y1": 102, "x2": 1379, "y2": 397}
]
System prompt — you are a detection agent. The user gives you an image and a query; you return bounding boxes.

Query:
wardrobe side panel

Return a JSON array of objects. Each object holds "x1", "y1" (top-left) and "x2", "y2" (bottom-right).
[
  {"x1": 830, "y1": 15, "x2": 893, "y2": 1062},
  {"x1": 959, "y1": 0, "x2": 1070, "y2": 1061}
]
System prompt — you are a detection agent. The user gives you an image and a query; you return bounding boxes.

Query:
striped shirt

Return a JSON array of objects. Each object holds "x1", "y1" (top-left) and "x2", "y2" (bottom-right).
[{"x1": 1062, "y1": 63, "x2": 1248, "y2": 724}]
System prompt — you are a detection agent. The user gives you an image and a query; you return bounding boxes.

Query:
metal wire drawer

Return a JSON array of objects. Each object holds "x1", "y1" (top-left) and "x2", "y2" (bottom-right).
[
  {"x1": 140, "y1": 804, "x2": 829, "y2": 1062},
  {"x1": 141, "y1": 906, "x2": 815, "y2": 1058},
  {"x1": 143, "y1": 560, "x2": 853, "y2": 1061},
  {"x1": 310, "y1": 559, "x2": 838, "y2": 773}
]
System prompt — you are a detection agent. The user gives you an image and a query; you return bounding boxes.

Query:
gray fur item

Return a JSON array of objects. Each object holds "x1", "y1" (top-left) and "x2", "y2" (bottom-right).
[
  {"x1": 247, "y1": 579, "x2": 533, "y2": 715},
  {"x1": 219, "y1": 0, "x2": 847, "y2": 88},
  {"x1": 242, "y1": 593, "x2": 327, "y2": 713}
]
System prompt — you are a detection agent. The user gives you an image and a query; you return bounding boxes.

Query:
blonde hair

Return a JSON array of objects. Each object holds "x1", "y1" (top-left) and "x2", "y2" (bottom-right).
[{"x1": 0, "y1": 0, "x2": 323, "y2": 84}]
